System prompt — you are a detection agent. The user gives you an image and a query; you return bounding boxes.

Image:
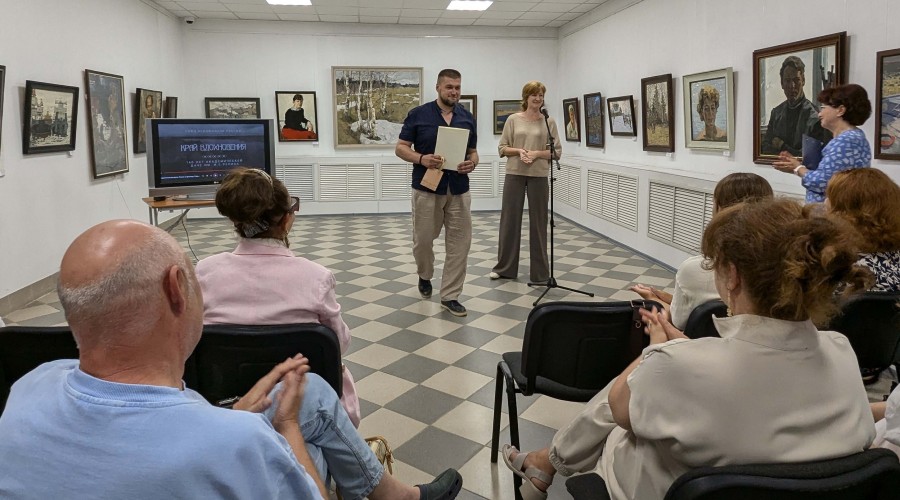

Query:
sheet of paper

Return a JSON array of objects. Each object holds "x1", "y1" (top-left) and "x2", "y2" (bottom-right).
[
  {"x1": 434, "y1": 126, "x2": 470, "y2": 171},
  {"x1": 420, "y1": 168, "x2": 443, "y2": 191}
]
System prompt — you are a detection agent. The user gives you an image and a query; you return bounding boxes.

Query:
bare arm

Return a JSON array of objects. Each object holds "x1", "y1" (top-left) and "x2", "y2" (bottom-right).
[
  {"x1": 395, "y1": 139, "x2": 444, "y2": 169},
  {"x1": 457, "y1": 148, "x2": 479, "y2": 174},
  {"x1": 872, "y1": 401, "x2": 887, "y2": 422}
]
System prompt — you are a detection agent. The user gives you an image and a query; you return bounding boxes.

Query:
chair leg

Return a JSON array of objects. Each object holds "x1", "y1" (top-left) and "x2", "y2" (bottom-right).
[
  {"x1": 504, "y1": 366, "x2": 522, "y2": 500},
  {"x1": 490, "y1": 362, "x2": 505, "y2": 463}
]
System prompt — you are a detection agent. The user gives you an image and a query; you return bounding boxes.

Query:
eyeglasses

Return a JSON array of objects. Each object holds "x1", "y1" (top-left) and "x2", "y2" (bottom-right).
[{"x1": 289, "y1": 196, "x2": 300, "y2": 212}]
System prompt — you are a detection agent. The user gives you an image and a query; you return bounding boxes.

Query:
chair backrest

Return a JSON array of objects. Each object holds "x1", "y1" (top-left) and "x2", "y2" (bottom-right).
[
  {"x1": 190, "y1": 323, "x2": 343, "y2": 404},
  {"x1": 520, "y1": 300, "x2": 661, "y2": 398},
  {"x1": 683, "y1": 300, "x2": 727, "y2": 339},
  {"x1": 664, "y1": 448, "x2": 900, "y2": 500},
  {"x1": 0, "y1": 326, "x2": 79, "y2": 413},
  {"x1": 828, "y1": 291, "x2": 900, "y2": 370}
]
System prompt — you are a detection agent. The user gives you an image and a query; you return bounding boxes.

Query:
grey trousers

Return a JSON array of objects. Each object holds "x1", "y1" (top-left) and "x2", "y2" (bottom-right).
[
  {"x1": 493, "y1": 174, "x2": 549, "y2": 282},
  {"x1": 411, "y1": 189, "x2": 472, "y2": 301}
]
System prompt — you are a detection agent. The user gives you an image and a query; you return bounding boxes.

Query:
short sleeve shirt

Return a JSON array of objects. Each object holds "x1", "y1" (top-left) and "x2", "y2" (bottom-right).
[{"x1": 399, "y1": 101, "x2": 477, "y2": 195}]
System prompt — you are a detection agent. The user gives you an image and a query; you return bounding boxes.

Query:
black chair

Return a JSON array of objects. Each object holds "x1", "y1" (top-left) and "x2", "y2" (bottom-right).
[
  {"x1": 683, "y1": 299, "x2": 727, "y2": 339},
  {"x1": 190, "y1": 323, "x2": 343, "y2": 405},
  {"x1": 564, "y1": 449, "x2": 900, "y2": 499},
  {"x1": 665, "y1": 448, "x2": 900, "y2": 500},
  {"x1": 489, "y1": 300, "x2": 661, "y2": 499},
  {"x1": 0, "y1": 326, "x2": 79, "y2": 413},
  {"x1": 828, "y1": 291, "x2": 900, "y2": 388},
  {"x1": 566, "y1": 472, "x2": 611, "y2": 500}
]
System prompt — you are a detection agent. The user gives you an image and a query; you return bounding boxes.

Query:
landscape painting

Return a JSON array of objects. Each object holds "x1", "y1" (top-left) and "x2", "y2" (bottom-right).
[
  {"x1": 607, "y1": 95, "x2": 636, "y2": 137},
  {"x1": 23, "y1": 80, "x2": 79, "y2": 155},
  {"x1": 876, "y1": 48, "x2": 900, "y2": 160},
  {"x1": 641, "y1": 73, "x2": 675, "y2": 152},
  {"x1": 205, "y1": 97, "x2": 261, "y2": 119},
  {"x1": 332, "y1": 66, "x2": 422, "y2": 148},
  {"x1": 584, "y1": 92, "x2": 604, "y2": 148}
]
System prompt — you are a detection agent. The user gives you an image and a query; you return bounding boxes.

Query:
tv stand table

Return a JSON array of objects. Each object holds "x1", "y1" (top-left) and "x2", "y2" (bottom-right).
[{"x1": 142, "y1": 197, "x2": 217, "y2": 227}]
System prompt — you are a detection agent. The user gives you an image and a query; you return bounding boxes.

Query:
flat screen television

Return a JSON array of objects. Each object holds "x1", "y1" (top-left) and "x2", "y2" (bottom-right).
[{"x1": 146, "y1": 118, "x2": 276, "y2": 199}]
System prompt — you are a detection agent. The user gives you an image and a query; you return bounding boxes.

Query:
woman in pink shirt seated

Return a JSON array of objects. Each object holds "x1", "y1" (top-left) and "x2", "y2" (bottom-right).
[{"x1": 196, "y1": 168, "x2": 361, "y2": 426}]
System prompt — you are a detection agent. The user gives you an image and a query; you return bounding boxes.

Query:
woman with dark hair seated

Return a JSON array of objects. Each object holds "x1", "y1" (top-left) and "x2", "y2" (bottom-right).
[
  {"x1": 773, "y1": 83, "x2": 873, "y2": 203},
  {"x1": 503, "y1": 198, "x2": 875, "y2": 500},
  {"x1": 196, "y1": 168, "x2": 361, "y2": 426},
  {"x1": 826, "y1": 168, "x2": 900, "y2": 291},
  {"x1": 631, "y1": 172, "x2": 773, "y2": 329}
]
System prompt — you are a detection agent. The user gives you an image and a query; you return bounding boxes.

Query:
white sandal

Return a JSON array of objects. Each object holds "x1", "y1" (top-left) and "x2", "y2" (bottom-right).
[{"x1": 501, "y1": 444, "x2": 552, "y2": 500}]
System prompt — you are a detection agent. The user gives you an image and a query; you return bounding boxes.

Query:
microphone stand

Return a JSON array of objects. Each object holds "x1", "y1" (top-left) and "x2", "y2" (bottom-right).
[{"x1": 527, "y1": 109, "x2": 594, "y2": 306}]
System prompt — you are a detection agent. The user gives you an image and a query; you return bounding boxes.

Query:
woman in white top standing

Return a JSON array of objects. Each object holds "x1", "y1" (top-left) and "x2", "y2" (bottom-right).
[
  {"x1": 491, "y1": 81, "x2": 562, "y2": 282},
  {"x1": 631, "y1": 172, "x2": 773, "y2": 329}
]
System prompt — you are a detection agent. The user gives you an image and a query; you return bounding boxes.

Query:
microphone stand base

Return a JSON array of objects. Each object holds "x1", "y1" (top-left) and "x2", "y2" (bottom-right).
[{"x1": 527, "y1": 277, "x2": 594, "y2": 307}]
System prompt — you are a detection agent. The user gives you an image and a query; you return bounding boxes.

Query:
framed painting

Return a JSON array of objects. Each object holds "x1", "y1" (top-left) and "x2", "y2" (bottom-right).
[
  {"x1": 134, "y1": 88, "x2": 162, "y2": 153},
  {"x1": 875, "y1": 48, "x2": 900, "y2": 160},
  {"x1": 562, "y1": 97, "x2": 581, "y2": 142},
  {"x1": 641, "y1": 74, "x2": 675, "y2": 152},
  {"x1": 164, "y1": 96, "x2": 178, "y2": 118},
  {"x1": 23, "y1": 80, "x2": 78, "y2": 155},
  {"x1": 85, "y1": 70, "x2": 128, "y2": 177},
  {"x1": 332, "y1": 66, "x2": 422, "y2": 148},
  {"x1": 459, "y1": 94, "x2": 477, "y2": 121},
  {"x1": 493, "y1": 100, "x2": 519, "y2": 135},
  {"x1": 276, "y1": 91, "x2": 318, "y2": 142},
  {"x1": 583, "y1": 92, "x2": 604, "y2": 148},
  {"x1": 753, "y1": 32, "x2": 846, "y2": 164},
  {"x1": 0, "y1": 65, "x2": 5, "y2": 154},
  {"x1": 683, "y1": 68, "x2": 735, "y2": 151},
  {"x1": 205, "y1": 97, "x2": 261, "y2": 119},
  {"x1": 607, "y1": 95, "x2": 637, "y2": 136}
]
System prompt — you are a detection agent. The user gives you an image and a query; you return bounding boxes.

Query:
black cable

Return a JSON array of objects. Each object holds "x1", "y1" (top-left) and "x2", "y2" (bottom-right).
[{"x1": 180, "y1": 216, "x2": 199, "y2": 263}]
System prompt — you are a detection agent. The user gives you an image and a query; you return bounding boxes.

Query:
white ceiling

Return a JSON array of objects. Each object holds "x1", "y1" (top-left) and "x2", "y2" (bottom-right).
[{"x1": 150, "y1": 0, "x2": 610, "y2": 28}]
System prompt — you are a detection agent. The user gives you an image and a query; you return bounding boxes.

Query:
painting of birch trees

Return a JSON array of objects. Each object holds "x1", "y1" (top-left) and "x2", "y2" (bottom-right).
[{"x1": 332, "y1": 67, "x2": 422, "y2": 148}]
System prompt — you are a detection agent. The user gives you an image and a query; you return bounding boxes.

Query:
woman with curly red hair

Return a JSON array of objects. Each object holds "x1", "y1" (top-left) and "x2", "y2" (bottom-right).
[{"x1": 827, "y1": 168, "x2": 900, "y2": 291}]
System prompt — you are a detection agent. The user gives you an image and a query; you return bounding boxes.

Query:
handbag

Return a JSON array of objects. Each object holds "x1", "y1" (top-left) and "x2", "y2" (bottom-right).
[{"x1": 365, "y1": 435, "x2": 394, "y2": 475}]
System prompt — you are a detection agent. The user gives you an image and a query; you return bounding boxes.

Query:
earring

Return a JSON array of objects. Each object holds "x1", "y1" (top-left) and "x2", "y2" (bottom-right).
[{"x1": 726, "y1": 289, "x2": 734, "y2": 317}]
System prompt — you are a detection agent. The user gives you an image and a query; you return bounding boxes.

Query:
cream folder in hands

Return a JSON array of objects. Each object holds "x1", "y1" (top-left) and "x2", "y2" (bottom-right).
[{"x1": 435, "y1": 126, "x2": 470, "y2": 171}]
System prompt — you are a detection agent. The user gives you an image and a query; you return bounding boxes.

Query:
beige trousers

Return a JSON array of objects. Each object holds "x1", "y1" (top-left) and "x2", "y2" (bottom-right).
[
  {"x1": 548, "y1": 378, "x2": 618, "y2": 476},
  {"x1": 411, "y1": 189, "x2": 472, "y2": 301}
]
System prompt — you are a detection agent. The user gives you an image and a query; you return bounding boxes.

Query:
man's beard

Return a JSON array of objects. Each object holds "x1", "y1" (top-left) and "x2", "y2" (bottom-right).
[{"x1": 440, "y1": 96, "x2": 457, "y2": 107}]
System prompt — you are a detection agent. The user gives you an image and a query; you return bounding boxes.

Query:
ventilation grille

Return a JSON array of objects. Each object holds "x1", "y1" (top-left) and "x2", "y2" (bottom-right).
[
  {"x1": 555, "y1": 164, "x2": 581, "y2": 209},
  {"x1": 319, "y1": 164, "x2": 376, "y2": 201},
  {"x1": 277, "y1": 163, "x2": 315, "y2": 201},
  {"x1": 498, "y1": 161, "x2": 506, "y2": 196},
  {"x1": 647, "y1": 181, "x2": 714, "y2": 253},
  {"x1": 469, "y1": 162, "x2": 494, "y2": 198},
  {"x1": 586, "y1": 170, "x2": 638, "y2": 231},
  {"x1": 381, "y1": 163, "x2": 412, "y2": 200}
]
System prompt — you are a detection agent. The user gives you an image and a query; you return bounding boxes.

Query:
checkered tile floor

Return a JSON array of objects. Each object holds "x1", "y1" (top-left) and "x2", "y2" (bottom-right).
[{"x1": 5, "y1": 211, "x2": 676, "y2": 499}]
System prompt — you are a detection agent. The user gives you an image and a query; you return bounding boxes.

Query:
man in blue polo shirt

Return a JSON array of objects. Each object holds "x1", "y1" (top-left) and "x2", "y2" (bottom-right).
[{"x1": 395, "y1": 68, "x2": 479, "y2": 317}]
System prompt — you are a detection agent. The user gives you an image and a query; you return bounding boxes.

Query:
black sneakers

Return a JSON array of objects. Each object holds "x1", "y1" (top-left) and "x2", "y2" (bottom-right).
[
  {"x1": 441, "y1": 300, "x2": 467, "y2": 317},
  {"x1": 417, "y1": 468, "x2": 463, "y2": 499},
  {"x1": 418, "y1": 278, "x2": 432, "y2": 298}
]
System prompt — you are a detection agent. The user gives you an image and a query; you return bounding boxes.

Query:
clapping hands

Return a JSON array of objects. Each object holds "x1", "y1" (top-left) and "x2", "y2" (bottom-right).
[{"x1": 638, "y1": 306, "x2": 688, "y2": 345}]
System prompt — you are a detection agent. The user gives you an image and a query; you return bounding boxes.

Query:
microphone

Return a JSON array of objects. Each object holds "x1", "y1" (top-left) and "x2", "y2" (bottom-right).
[{"x1": 540, "y1": 107, "x2": 549, "y2": 118}]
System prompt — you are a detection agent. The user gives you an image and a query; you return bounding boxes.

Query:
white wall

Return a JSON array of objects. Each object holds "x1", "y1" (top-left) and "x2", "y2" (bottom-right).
[
  {"x1": 180, "y1": 19, "x2": 560, "y2": 158},
  {"x1": 0, "y1": 0, "x2": 184, "y2": 298},
  {"x1": 554, "y1": 0, "x2": 900, "y2": 267}
]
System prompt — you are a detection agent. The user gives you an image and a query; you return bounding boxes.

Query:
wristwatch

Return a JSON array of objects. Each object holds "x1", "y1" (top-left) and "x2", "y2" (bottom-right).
[{"x1": 793, "y1": 165, "x2": 804, "y2": 176}]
